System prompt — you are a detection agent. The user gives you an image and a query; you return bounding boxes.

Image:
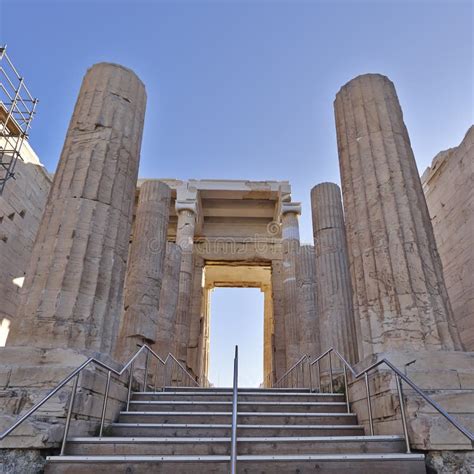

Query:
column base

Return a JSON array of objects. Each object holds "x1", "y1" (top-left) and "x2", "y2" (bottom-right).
[{"x1": 348, "y1": 350, "x2": 474, "y2": 450}]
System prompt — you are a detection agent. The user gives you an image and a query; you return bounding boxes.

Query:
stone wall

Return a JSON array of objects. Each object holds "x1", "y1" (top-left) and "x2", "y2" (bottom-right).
[
  {"x1": 421, "y1": 126, "x2": 474, "y2": 351},
  {"x1": 347, "y1": 350, "x2": 474, "y2": 451},
  {"x1": 0, "y1": 145, "x2": 51, "y2": 345}
]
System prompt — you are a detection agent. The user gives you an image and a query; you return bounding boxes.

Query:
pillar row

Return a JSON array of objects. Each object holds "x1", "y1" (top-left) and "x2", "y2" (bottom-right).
[
  {"x1": 153, "y1": 242, "x2": 182, "y2": 359},
  {"x1": 295, "y1": 245, "x2": 320, "y2": 358},
  {"x1": 311, "y1": 183, "x2": 358, "y2": 363},
  {"x1": 116, "y1": 180, "x2": 171, "y2": 359},
  {"x1": 174, "y1": 202, "x2": 197, "y2": 363},
  {"x1": 281, "y1": 202, "x2": 301, "y2": 368}
]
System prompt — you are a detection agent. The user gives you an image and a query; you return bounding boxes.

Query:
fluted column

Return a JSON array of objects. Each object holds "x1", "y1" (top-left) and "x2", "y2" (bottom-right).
[
  {"x1": 8, "y1": 63, "x2": 146, "y2": 354},
  {"x1": 334, "y1": 73, "x2": 462, "y2": 358},
  {"x1": 174, "y1": 202, "x2": 197, "y2": 363},
  {"x1": 271, "y1": 259, "x2": 286, "y2": 379},
  {"x1": 198, "y1": 285, "x2": 212, "y2": 384},
  {"x1": 187, "y1": 256, "x2": 205, "y2": 376},
  {"x1": 116, "y1": 181, "x2": 171, "y2": 358},
  {"x1": 153, "y1": 242, "x2": 182, "y2": 359},
  {"x1": 311, "y1": 183, "x2": 358, "y2": 364},
  {"x1": 281, "y1": 202, "x2": 301, "y2": 367},
  {"x1": 262, "y1": 284, "x2": 274, "y2": 386},
  {"x1": 295, "y1": 245, "x2": 320, "y2": 358}
]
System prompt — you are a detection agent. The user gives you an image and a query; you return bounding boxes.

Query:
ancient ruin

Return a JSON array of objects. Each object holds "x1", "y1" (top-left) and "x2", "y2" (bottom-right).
[{"x1": 0, "y1": 53, "x2": 472, "y2": 473}]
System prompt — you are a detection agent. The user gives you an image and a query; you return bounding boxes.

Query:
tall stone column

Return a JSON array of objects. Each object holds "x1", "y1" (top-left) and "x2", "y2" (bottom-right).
[
  {"x1": 197, "y1": 285, "x2": 212, "y2": 385},
  {"x1": 153, "y1": 242, "x2": 182, "y2": 359},
  {"x1": 311, "y1": 183, "x2": 358, "y2": 364},
  {"x1": 262, "y1": 284, "x2": 274, "y2": 386},
  {"x1": 295, "y1": 245, "x2": 320, "y2": 358},
  {"x1": 334, "y1": 73, "x2": 462, "y2": 359},
  {"x1": 187, "y1": 256, "x2": 204, "y2": 377},
  {"x1": 9, "y1": 63, "x2": 147, "y2": 354},
  {"x1": 271, "y1": 259, "x2": 286, "y2": 379},
  {"x1": 0, "y1": 63, "x2": 146, "y2": 449},
  {"x1": 281, "y1": 202, "x2": 301, "y2": 368},
  {"x1": 174, "y1": 202, "x2": 197, "y2": 364},
  {"x1": 116, "y1": 180, "x2": 171, "y2": 359}
]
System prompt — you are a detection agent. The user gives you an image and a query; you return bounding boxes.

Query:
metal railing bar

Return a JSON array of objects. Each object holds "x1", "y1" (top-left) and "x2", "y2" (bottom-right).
[
  {"x1": 164, "y1": 353, "x2": 199, "y2": 387},
  {"x1": 310, "y1": 348, "x2": 474, "y2": 444},
  {"x1": 230, "y1": 345, "x2": 238, "y2": 474},
  {"x1": 99, "y1": 371, "x2": 112, "y2": 437},
  {"x1": 274, "y1": 354, "x2": 308, "y2": 388},
  {"x1": 0, "y1": 344, "x2": 197, "y2": 441},
  {"x1": 59, "y1": 375, "x2": 78, "y2": 456}
]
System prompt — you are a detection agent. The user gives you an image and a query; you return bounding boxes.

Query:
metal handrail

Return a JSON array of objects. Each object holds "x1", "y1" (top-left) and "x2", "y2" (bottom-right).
[
  {"x1": 273, "y1": 354, "x2": 309, "y2": 388},
  {"x1": 0, "y1": 344, "x2": 199, "y2": 452},
  {"x1": 309, "y1": 348, "x2": 474, "y2": 450},
  {"x1": 230, "y1": 345, "x2": 238, "y2": 474}
]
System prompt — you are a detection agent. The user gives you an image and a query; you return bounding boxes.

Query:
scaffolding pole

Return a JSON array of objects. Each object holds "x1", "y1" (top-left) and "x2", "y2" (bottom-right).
[{"x1": 0, "y1": 45, "x2": 38, "y2": 194}]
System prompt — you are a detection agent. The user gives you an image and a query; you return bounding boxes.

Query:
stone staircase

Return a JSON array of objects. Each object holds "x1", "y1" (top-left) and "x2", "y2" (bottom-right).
[{"x1": 45, "y1": 386, "x2": 426, "y2": 473}]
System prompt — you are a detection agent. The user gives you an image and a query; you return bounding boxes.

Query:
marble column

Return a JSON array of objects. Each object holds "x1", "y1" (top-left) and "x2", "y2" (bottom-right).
[
  {"x1": 116, "y1": 180, "x2": 171, "y2": 359},
  {"x1": 311, "y1": 183, "x2": 358, "y2": 364},
  {"x1": 197, "y1": 285, "x2": 212, "y2": 385},
  {"x1": 8, "y1": 63, "x2": 146, "y2": 354},
  {"x1": 262, "y1": 284, "x2": 274, "y2": 386},
  {"x1": 281, "y1": 202, "x2": 302, "y2": 368},
  {"x1": 187, "y1": 256, "x2": 204, "y2": 377},
  {"x1": 174, "y1": 202, "x2": 197, "y2": 363},
  {"x1": 153, "y1": 242, "x2": 182, "y2": 359},
  {"x1": 295, "y1": 244, "x2": 320, "y2": 358},
  {"x1": 271, "y1": 259, "x2": 287, "y2": 379},
  {"x1": 334, "y1": 73, "x2": 462, "y2": 358}
]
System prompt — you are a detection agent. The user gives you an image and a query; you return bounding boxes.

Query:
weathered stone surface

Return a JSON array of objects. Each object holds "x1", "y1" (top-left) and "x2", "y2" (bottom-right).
[
  {"x1": 8, "y1": 63, "x2": 147, "y2": 355},
  {"x1": 187, "y1": 256, "x2": 204, "y2": 376},
  {"x1": 0, "y1": 448, "x2": 50, "y2": 474},
  {"x1": 0, "y1": 348, "x2": 128, "y2": 449},
  {"x1": 295, "y1": 245, "x2": 320, "y2": 358},
  {"x1": 152, "y1": 243, "x2": 182, "y2": 359},
  {"x1": 422, "y1": 126, "x2": 474, "y2": 351},
  {"x1": 263, "y1": 285, "x2": 275, "y2": 386},
  {"x1": 334, "y1": 73, "x2": 462, "y2": 359},
  {"x1": 347, "y1": 350, "x2": 474, "y2": 450},
  {"x1": 311, "y1": 183, "x2": 357, "y2": 364},
  {"x1": 174, "y1": 207, "x2": 196, "y2": 364},
  {"x1": 0, "y1": 145, "x2": 51, "y2": 346},
  {"x1": 116, "y1": 180, "x2": 171, "y2": 359},
  {"x1": 425, "y1": 449, "x2": 474, "y2": 474},
  {"x1": 272, "y1": 259, "x2": 287, "y2": 379},
  {"x1": 281, "y1": 203, "x2": 301, "y2": 368}
]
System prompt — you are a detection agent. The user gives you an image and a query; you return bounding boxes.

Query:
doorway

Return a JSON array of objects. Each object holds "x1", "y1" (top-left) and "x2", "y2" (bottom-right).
[{"x1": 208, "y1": 288, "x2": 264, "y2": 387}]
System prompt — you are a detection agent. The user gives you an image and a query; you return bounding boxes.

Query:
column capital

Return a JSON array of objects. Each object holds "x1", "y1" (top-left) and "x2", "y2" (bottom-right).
[
  {"x1": 281, "y1": 202, "x2": 301, "y2": 217},
  {"x1": 175, "y1": 199, "x2": 198, "y2": 215}
]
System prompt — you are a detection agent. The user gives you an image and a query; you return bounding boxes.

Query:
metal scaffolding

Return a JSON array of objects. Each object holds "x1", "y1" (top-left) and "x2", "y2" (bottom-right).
[{"x1": 0, "y1": 45, "x2": 38, "y2": 194}]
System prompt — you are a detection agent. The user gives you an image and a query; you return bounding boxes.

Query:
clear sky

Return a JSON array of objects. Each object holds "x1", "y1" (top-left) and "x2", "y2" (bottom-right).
[
  {"x1": 1, "y1": 0, "x2": 472, "y2": 385},
  {"x1": 209, "y1": 288, "x2": 264, "y2": 387}
]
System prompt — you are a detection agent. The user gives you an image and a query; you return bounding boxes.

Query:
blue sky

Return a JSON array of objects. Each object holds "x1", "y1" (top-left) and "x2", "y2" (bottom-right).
[{"x1": 1, "y1": 0, "x2": 472, "y2": 385}]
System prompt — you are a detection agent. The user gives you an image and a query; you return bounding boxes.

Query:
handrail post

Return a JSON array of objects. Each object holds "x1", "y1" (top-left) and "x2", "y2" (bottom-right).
[
  {"x1": 126, "y1": 361, "x2": 134, "y2": 411},
  {"x1": 343, "y1": 365, "x2": 350, "y2": 413},
  {"x1": 230, "y1": 345, "x2": 238, "y2": 474},
  {"x1": 164, "y1": 359, "x2": 169, "y2": 391},
  {"x1": 396, "y1": 375, "x2": 411, "y2": 453},
  {"x1": 143, "y1": 350, "x2": 149, "y2": 392},
  {"x1": 317, "y1": 360, "x2": 321, "y2": 393},
  {"x1": 364, "y1": 372, "x2": 374, "y2": 435},
  {"x1": 328, "y1": 351, "x2": 334, "y2": 393},
  {"x1": 308, "y1": 356, "x2": 313, "y2": 392},
  {"x1": 60, "y1": 374, "x2": 78, "y2": 455},
  {"x1": 99, "y1": 370, "x2": 112, "y2": 437}
]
